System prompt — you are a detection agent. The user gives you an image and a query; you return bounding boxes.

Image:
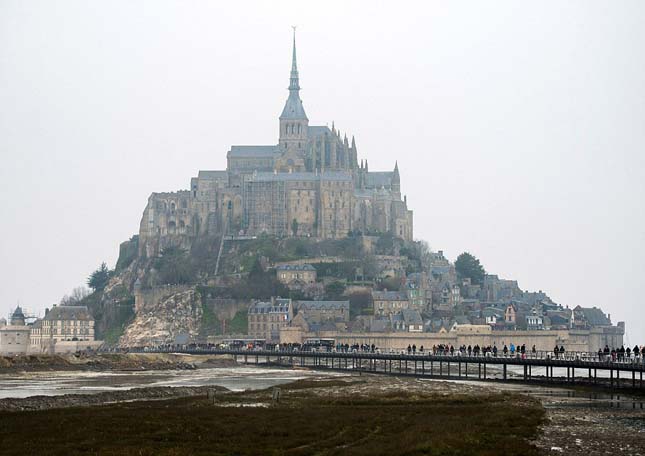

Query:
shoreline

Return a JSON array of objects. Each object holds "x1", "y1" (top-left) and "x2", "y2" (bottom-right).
[{"x1": 0, "y1": 352, "x2": 237, "y2": 374}]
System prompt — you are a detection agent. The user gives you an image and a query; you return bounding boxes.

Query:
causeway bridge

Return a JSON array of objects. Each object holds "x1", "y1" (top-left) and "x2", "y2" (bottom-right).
[{"x1": 135, "y1": 347, "x2": 645, "y2": 391}]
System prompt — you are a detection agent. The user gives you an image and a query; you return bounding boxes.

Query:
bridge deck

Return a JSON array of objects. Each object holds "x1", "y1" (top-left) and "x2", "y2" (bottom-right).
[{"x1": 134, "y1": 348, "x2": 645, "y2": 390}]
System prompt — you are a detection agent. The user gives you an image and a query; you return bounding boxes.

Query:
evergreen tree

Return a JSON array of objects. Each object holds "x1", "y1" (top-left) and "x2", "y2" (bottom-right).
[
  {"x1": 454, "y1": 252, "x2": 486, "y2": 285},
  {"x1": 87, "y1": 262, "x2": 111, "y2": 291}
]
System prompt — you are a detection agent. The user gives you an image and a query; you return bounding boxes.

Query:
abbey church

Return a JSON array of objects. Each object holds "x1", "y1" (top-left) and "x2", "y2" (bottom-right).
[{"x1": 139, "y1": 34, "x2": 413, "y2": 257}]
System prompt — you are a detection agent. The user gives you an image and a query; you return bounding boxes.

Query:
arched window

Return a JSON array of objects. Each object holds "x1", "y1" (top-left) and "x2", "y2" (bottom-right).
[{"x1": 170, "y1": 202, "x2": 176, "y2": 212}]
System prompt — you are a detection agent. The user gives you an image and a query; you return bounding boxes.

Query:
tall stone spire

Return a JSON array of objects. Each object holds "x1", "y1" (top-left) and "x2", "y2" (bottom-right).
[
  {"x1": 289, "y1": 28, "x2": 300, "y2": 92},
  {"x1": 280, "y1": 27, "x2": 307, "y2": 121}
]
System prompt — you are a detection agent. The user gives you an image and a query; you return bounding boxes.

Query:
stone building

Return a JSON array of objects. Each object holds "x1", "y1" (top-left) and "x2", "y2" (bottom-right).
[
  {"x1": 372, "y1": 290, "x2": 409, "y2": 316},
  {"x1": 0, "y1": 307, "x2": 30, "y2": 355},
  {"x1": 138, "y1": 32, "x2": 413, "y2": 257},
  {"x1": 247, "y1": 297, "x2": 293, "y2": 342},
  {"x1": 32, "y1": 305, "x2": 95, "y2": 344},
  {"x1": 276, "y1": 264, "x2": 317, "y2": 286},
  {"x1": 296, "y1": 300, "x2": 350, "y2": 324}
]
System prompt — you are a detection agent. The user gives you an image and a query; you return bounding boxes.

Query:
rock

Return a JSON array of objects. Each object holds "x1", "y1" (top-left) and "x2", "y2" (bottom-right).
[{"x1": 119, "y1": 288, "x2": 203, "y2": 347}]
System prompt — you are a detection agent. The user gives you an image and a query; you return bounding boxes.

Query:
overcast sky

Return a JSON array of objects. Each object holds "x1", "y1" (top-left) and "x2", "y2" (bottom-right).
[{"x1": 1, "y1": 1, "x2": 643, "y2": 342}]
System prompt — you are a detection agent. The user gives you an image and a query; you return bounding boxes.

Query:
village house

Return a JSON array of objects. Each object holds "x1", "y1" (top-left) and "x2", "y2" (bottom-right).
[
  {"x1": 391, "y1": 309, "x2": 423, "y2": 332},
  {"x1": 248, "y1": 297, "x2": 293, "y2": 342},
  {"x1": 372, "y1": 290, "x2": 409, "y2": 316},
  {"x1": 296, "y1": 300, "x2": 349, "y2": 324},
  {"x1": 276, "y1": 264, "x2": 317, "y2": 286}
]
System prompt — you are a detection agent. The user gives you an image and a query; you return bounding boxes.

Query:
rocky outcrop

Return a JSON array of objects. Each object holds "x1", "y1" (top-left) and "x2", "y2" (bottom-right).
[{"x1": 119, "y1": 288, "x2": 203, "y2": 347}]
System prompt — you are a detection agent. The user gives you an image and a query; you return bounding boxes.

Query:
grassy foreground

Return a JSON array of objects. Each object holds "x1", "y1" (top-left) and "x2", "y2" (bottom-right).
[{"x1": 0, "y1": 380, "x2": 545, "y2": 456}]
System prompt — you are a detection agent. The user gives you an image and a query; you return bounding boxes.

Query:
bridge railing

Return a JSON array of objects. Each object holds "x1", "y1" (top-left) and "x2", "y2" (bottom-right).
[{"x1": 118, "y1": 345, "x2": 645, "y2": 367}]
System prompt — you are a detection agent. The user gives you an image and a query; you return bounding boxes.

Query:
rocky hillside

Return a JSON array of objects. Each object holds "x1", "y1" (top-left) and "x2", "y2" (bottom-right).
[{"x1": 77, "y1": 232, "x2": 421, "y2": 347}]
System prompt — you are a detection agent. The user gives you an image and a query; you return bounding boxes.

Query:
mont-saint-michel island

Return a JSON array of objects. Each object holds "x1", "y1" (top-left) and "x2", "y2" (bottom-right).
[{"x1": 2, "y1": 7, "x2": 645, "y2": 455}]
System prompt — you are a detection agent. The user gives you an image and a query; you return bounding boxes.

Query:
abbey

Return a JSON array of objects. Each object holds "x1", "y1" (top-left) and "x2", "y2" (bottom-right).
[{"x1": 139, "y1": 34, "x2": 413, "y2": 257}]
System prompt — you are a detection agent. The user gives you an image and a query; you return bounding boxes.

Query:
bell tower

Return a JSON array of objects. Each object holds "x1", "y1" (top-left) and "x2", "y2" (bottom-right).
[{"x1": 279, "y1": 28, "x2": 308, "y2": 153}]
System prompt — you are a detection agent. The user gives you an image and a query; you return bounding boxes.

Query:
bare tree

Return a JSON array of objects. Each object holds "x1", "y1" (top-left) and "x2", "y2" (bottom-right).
[{"x1": 59, "y1": 286, "x2": 91, "y2": 306}]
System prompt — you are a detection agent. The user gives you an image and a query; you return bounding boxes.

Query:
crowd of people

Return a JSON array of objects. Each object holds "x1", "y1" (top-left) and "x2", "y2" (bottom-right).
[{"x1": 598, "y1": 345, "x2": 643, "y2": 362}]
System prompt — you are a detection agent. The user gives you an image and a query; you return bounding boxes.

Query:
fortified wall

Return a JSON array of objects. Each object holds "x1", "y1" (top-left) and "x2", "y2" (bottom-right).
[{"x1": 282, "y1": 325, "x2": 624, "y2": 353}]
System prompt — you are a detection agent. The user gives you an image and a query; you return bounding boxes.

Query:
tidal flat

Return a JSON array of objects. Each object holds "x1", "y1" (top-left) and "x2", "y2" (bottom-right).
[{"x1": 0, "y1": 376, "x2": 545, "y2": 456}]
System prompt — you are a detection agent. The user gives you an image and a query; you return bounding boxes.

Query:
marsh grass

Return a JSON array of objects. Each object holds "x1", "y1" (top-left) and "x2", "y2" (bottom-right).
[{"x1": 0, "y1": 380, "x2": 544, "y2": 456}]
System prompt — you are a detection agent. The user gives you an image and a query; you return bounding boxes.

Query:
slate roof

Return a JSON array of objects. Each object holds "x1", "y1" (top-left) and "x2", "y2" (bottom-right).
[
  {"x1": 280, "y1": 92, "x2": 308, "y2": 120},
  {"x1": 276, "y1": 264, "x2": 316, "y2": 271},
  {"x1": 578, "y1": 307, "x2": 611, "y2": 326},
  {"x1": 248, "y1": 298, "x2": 292, "y2": 314},
  {"x1": 298, "y1": 300, "x2": 349, "y2": 312},
  {"x1": 370, "y1": 318, "x2": 390, "y2": 332},
  {"x1": 401, "y1": 309, "x2": 423, "y2": 325},
  {"x1": 250, "y1": 171, "x2": 352, "y2": 183},
  {"x1": 197, "y1": 170, "x2": 228, "y2": 180},
  {"x1": 372, "y1": 290, "x2": 408, "y2": 301},
  {"x1": 307, "y1": 125, "x2": 332, "y2": 137},
  {"x1": 227, "y1": 145, "x2": 281, "y2": 158},
  {"x1": 365, "y1": 172, "x2": 393, "y2": 188},
  {"x1": 44, "y1": 305, "x2": 93, "y2": 321}
]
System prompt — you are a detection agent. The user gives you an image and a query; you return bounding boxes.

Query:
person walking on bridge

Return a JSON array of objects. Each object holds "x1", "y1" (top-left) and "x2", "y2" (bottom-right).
[{"x1": 553, "y1": 345, "x2": 559, "y2": 359}]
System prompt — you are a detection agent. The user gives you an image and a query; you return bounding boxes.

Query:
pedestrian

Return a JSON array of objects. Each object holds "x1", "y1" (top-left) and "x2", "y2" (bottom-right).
[{"x1": 407, "y1": 345, "x2": 412, "y2": 354}]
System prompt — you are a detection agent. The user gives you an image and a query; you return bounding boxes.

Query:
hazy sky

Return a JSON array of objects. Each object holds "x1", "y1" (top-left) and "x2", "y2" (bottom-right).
[{"x1": 1, "y1": 1, "x2": 643, "y2": 342}]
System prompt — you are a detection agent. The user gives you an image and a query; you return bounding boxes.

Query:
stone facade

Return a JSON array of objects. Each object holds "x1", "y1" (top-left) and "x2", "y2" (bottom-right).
[
  {"x1": 372, "y1": 290, "x2": 410, "y2": 316},
  {"x1": 1, "y1": 306, "x2": 100, "y2": 355},
  {"x1": 276, "y1": 264, "x2": 317, "y2": 286},
  {"x1": 139, "y1": 33, "x2": 413, "y2": 257},
  {"x1": 247, "y1": 297, "x2": 293, "y2": 342}
]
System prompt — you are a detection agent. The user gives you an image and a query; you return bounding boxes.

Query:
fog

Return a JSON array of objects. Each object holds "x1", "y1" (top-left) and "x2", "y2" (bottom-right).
[{"x1": 1, "y1": 1, "x2": 643, "y2": 342}]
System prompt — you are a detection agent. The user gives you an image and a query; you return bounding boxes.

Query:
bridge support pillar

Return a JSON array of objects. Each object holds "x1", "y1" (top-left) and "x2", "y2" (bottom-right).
[
  {"x1": 503, "y1": 364, "x2": 507, "y2": 380},
  {"x1": 478, "y1": 363, "x2": 481, "y2": 379},
  {"x1": 458, "y1": 362, "x2": 461, "y2": 378},
  {"x1": 484, "y1": 363, "x2": 487, "y2": 380},
  {"x1": 572, "y1": 367, "x2": 575, "y2": 384},
  {"x1": 617, "y1": 369, "x2": 620, "y2": 388}
]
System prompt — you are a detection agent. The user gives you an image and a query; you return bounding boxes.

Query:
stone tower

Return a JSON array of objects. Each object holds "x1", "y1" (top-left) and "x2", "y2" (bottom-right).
[
  {"x1": 278, "y1": 29, "x2": 308, "y2": 154},
  {"x1": 392, "y1": 161, "x2": 401, "y2": 199}
]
